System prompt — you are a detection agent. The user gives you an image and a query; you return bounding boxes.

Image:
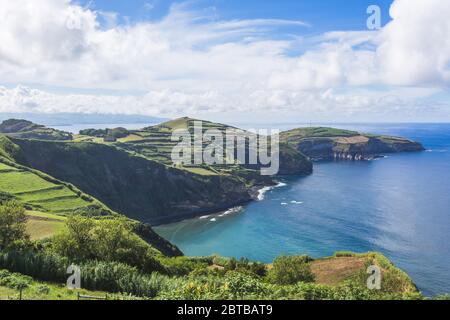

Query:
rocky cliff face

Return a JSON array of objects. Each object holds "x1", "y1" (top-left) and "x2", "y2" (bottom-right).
[{"x1": 281, "y1": 127, "x2": 425, "y2": 161}]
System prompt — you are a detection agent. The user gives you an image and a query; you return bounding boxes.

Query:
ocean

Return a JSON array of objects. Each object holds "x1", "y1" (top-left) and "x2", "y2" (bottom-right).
[{"x1": 154, "y1": 123, "x2": 450, "y2": 297}]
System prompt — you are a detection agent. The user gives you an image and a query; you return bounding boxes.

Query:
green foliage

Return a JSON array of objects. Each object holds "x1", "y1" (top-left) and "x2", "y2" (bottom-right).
[
  {"x1": 0, "y1": 248, "x2": 425, "y2": 300},
  {"x1": 225, "y1": 271, "x2": 267, "y2": 299},
  {"x1": 157, "y1": 272, "x2": 267, "y2": 300},
  {"x1": 211, "y1": 255, "x2": 229, "y2": 267},
  {"x1": 0, "y1": 269, "x2": 32, "y2": 290},
  {"x1": 79, "y1": 127, "x2": 129, "y2": 139},
  {"x1": 0, "y1": 201, "x2": 29, "y2": 249},
  {"x1": 0, "y1": 191, "x2": 16, "y2": 204},
  {"x1": 72, "y1": 205, "x2": 111, "y2": 217},
  {"x1": 35, "y1": 284, "x2": 50, "y2": 295},
  {"x1": 51, "y1": 216, "x2": 165, "y2": 274},
  {"x1": 158, "y1": 256, "x2": 208, "y2": 276},
  {"x1": 0, "y1": 249, "x2": 69, "y2": 282},
  {"x1": 79, "y1": 260, "x2": 170, "y2": 297},
  {"x1": 224, "y1": 257, "x2": 267, "y2": 277},
  {"x1": 0, "y1": 248, "x2": 170, "y2": 298},
  {"x1": 268, "y1": 255, "x2": 315, "y2": 285}
]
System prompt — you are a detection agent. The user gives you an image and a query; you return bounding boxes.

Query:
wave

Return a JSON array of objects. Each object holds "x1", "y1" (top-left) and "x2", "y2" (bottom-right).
[
  {"x1": 257, "y1": 181, "x2": 287, "y2": 201},
  {"x1": 218, "y1": 206, "x2": 243, "y2": 217},
  {"x1": 257, "y1": 186, "x2": 273, "y2": 201}
]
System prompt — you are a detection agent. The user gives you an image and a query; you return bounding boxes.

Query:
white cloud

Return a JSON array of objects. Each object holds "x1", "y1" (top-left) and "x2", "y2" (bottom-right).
[
  {"x1": 0, "y1": 0, "x2": 449, "y2": 120},
  {"x1": 1, "y1": 85, "x2": 447, "y2": 123}
]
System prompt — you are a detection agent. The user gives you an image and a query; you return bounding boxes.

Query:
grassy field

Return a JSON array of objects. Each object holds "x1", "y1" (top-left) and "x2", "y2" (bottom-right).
[
  {"x1": 25, "y1": 211, "x2": 66, "y2": 240},
  {"x1": 281, "y1": 127, "x2": 360, "y2": 141},
  {"x1": 113, "y1": 118, "x2": 264, "y2": 177},
  {"x1": 310, "y1": 256, "x2": 367, "y2": 286},
  {"x1": 0, "y1": 272, "x2": 137, "y2": 300},
  {"x1": 0, "y1": 162, "x2": 96, "y2": 214}
]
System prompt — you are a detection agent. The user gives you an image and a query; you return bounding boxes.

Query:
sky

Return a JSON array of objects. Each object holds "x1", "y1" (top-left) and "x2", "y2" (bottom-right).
[{"x1": 0, "y1": 0, "x2": 449, "y2": 123}]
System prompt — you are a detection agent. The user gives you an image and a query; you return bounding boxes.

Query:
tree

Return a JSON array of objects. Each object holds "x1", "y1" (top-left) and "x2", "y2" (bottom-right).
[
  {"x1": 51, "y1": 216, "x2": 164, "y2": 273},
  {"x1": 0, "y1": 201, "x2": 29, "y2": 249},
  {"x1": 268, "y1": 255, "x2": 315, "y2": 285}
]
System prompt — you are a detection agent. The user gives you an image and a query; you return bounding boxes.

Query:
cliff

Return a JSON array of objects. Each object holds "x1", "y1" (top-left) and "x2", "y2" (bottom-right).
[
  {"x1": 280, "y1": 127, "x2": 425, "y2": 161},
  {"x1": 4, "y1": 137, "x2": 255, "y2": 225}
]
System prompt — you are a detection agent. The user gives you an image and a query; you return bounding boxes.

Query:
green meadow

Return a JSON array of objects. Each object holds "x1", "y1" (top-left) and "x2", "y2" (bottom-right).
[{"x1": 0, "y1": 163, "x2": 95, "y2": 214}]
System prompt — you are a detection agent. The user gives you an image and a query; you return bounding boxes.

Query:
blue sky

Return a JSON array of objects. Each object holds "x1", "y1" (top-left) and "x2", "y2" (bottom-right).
[
  {"x1": 82, "y1": 0, "x2": 394, "y2": 34},
  {"x1": 0, "y1": 0, "x2": 449, "y2": 122}
]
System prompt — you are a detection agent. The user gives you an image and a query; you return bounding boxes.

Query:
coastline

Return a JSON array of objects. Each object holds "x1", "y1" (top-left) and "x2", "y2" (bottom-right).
[{"x1": 152, "y1": 181, "x2": 288, "y2": 227}]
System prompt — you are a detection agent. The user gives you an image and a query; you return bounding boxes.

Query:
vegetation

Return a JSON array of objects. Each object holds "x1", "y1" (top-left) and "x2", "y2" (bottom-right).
[
  {"x1": 0, "y1": 118, "x2": 432, "y2": 300},
  {"x1": 0, "y1": 158, "x2": 112, "y2": 216},
  {"x1": 0, "y1": 119, "x2": 72, "y2": 141},
  {"x1": 0, "y1": 201, "x2": 29, "y2": 249},
  {"x1": 281, "y1": 127, "x2": 360, "y2": 140},
  {"x1": 25, "y1": 211, "x2": 66, "y2": 240},
  {"x1": 0, "y1": 201, "x2": 425, "y2": 300},
  {"x1": 268, "y1": 255, "x2": 315, "y2": 285},
  {"x1": 1, "y1": 135, "x2": 255, "y2": 225},
  {"x1": 0, "y1": 268, "x2": 138, "y2": 300},
  {"x1": 51, "y1": 216, "x2": 165, "y2": 274}
]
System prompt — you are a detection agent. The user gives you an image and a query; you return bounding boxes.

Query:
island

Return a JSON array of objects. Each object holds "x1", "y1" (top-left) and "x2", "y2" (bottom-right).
[{"x1": 0, "y1": 118, "x2": 428, "y2": 300}]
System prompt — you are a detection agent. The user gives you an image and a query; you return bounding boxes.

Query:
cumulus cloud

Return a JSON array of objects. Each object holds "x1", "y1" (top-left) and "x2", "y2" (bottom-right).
[{"x1": 0, "y1": 0, "x2": 449, "y2": 120}]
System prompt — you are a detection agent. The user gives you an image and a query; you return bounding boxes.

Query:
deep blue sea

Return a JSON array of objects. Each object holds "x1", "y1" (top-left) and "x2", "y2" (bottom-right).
[{"x1": 155, "y1": 123, "x2": 450, "y2": 297}]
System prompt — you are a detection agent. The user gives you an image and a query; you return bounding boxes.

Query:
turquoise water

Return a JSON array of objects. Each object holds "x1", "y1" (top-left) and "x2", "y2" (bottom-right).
[{"x1": 155, "y1": 123, "x2": 450, "y2": 297}]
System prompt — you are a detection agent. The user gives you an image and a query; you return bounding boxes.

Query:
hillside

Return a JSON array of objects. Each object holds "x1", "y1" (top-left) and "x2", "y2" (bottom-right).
[
  {"x1": 280, "y1": 127, "x2": 425, "y2": 161},
  {"x1": 0, "y1": 135, "x2": 182, "y2": 256},
  {"x1": 0, "y1": 119, "x2": 73, "y2": 141},
  {"x1": 1, "y1": 136, "x2": 259, "y2": 225},
  {"x1": 0, "y1": 251, "x2": 422, "y2": 300},
  {"x1": 77, "y1": 117, "x2": 313, "y2": 176}
]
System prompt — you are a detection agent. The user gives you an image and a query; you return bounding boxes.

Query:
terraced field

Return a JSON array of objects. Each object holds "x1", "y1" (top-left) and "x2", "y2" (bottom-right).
[
  {"x1": 25, "y1": 211, "x2": 66, "y2": 240},
  {"x1": 113, "y1": 118, "x2": 266, "y2": 176},
  {"x1": 0, "y1": 162, "x2": 96, "y2": 214},
  {"x1": 74, "y1": 117, "x2": 312, "y2": 178}
]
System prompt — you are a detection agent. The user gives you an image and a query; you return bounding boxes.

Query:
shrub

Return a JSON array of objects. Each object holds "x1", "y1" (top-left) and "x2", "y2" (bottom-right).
[
  {"x1": 268, "y1": 255, "x2": 315, "y2": 285},
  {"x1": 0, "y1": 269, "x2": 32, "y2": 290},
  {"x1": 158, "y1": 256, "x2": 208, "y2": 277},
  {"x1": 225, "y1": 271, "x2": 267, "y2": 299},
  {"x1": 211, "y1": 255, "x2": 229, "y2": 267},
  {"x1": 223, "y1": 257, "x2": 267, "y2": 277}
]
